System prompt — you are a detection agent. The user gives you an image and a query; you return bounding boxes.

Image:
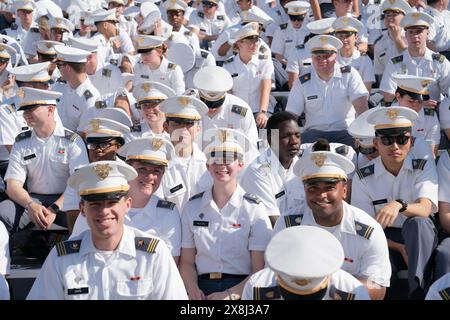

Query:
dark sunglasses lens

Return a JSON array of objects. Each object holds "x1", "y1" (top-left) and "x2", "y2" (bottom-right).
[
  {"x1": 380, "y1": 135, "x2": 410, "y2": 146},
  {"x1": 289, "y1": 15, "x2": 305, "y2": 21}
]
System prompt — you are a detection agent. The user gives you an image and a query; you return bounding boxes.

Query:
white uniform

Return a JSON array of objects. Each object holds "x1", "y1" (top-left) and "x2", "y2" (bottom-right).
[
  {"x1": 88, "y1": 63, "x2": 124, "y2": 96},
  {"x1": 171, "y1": 25, "x2": 201, "y2": 54},
  {"x1": 438, "y1": 150, "x2": 450, "y2": 203},
  {"x1": 53, "y1": 77, "x2": 100, "y2": 132},
  {"x1": 286, "y1": 65, "x2": 368, "y2": 130},
  {"x1": 411, "y1": 108, "x2": 440, "y2": 147},
  {"x1": 337, "y1": 50, "x2": 375, "y2": 85},
  {"x1": 128, "y1": 121, "x2": 171, "y2": 141},
  {"x1": 241, "y1": 268, "x2": 370, "y2": 300},
  {"x1": 285, "y1": 44, "x2": 311, "y2": 75},
  {"x1": 273, "y1": 201, "x2": 391, "y2": 286},
  {"x1": 380, "y1": 49, "x2": 450, "y2": 100},
  {"x1": 373, "y1": 29, "x2": 406, "y2": 76},
  {"x1": 22, "y1": 27, "x2": 44, "y2": 57},
  {"x1": 201, "y1": 94, "x2": 259, "y2": 148},
  {"x1": 223, "y1": 51, "x2": 275, "y2": 113},
  {"x1": 270, "y1": 23, "x2": 309, "y2": 59},
  {"x1": 118, "y1": 15, "x2": 138, "y2": 42},
  {"x1": 5, "y1": 122, "x2": 89, "y2": 194},
  {"x1": 425, "y1": 273, "x2": 450, "y2": 300},
  {"x1": 425, "y1": 6, "x2": 450, "y2": 52},
  {"x1": 0, "y1": 100, "x2": 28, "y2": 147},
  {"x1": 4, "y1": 21, "x2": 39, "y2": 45},
  {"x1": 0, "y1": 221, "x2": 9, "y2": 300},
  {"x1": 351, "y1": 154, "x2": 438, "y2": 228},
  {"x1": 133, "y1": 57, "x2": 185, "y2": 95},
  {"x1": 184, "y1": 49, "x2": 216, "y2": 89},
  {"x1": 181, "y1": 186, "x2": 272, "y2": 276},
  {"x1": 27, "y1": 226, "x2": 188, "y2": 300},
  {"x1": 241, "y1": 148, "x2": 302, "y2": 217},
  {"x1": 188, "y1": 9, "x2": 231, "y2": 39}
]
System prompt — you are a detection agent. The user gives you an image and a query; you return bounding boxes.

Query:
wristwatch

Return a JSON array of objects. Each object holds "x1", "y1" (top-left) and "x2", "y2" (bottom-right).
[
  {"x1": 49, "y1": 203, "x2": 61, "y2": 215},
  {"x1": 395, "y1": 199, "x2": 408, "y2": 213},
  {"x1": 259, "y1": 110, "x2": 267, "y2": 115}
]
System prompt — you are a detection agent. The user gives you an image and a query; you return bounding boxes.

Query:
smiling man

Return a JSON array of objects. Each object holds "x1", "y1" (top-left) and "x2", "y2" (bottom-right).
[{"x1": 27, "y1": 161, "x2": 187, "y2": 300}]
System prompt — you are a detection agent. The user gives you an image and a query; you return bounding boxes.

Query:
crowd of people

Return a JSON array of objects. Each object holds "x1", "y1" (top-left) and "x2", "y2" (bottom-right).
[{"x1": 0, "y1": 0, "x2": 449, "y2": 300}]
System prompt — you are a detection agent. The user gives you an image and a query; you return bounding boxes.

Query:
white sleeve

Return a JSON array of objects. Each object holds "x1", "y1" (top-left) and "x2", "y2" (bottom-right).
[
  {"x1": 248, "y1": 206, "x2": 272, "y2": 251},
  {"x1": 285, "y1": 79, "x2": 305, "y2": 117},
  {"x1": 4, "y1": 143, "x2": 27, "y2": 183}
]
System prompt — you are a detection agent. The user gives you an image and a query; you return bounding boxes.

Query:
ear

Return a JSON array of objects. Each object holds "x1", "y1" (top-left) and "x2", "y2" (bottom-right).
[
  {"x1": 79, "y1": 201, "x2": 86, "y2": 217},
  {"x1": 163, "y1": 121, "x2": 169, "y2": 133}
]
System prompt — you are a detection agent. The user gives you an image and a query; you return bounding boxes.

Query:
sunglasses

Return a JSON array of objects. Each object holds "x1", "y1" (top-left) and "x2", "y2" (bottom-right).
[
  {"x1": 336, "y1": 31, "x2": 356, "y2": 38},
  {"x1": 288, "y1": 15, "x2": 305, "y2": 22},
  {"x1": 358, "y1": 146, "x2": 377, "y2": 155},
  {"x1": 87, "y1": 142, "x2": 119, "y2": 151},
  {"x1": 378, "y1": 135, "x2": 411, "y2": 146},
  {"x1": 202, "y1": 1, "x2": 217, "y2": 8}
]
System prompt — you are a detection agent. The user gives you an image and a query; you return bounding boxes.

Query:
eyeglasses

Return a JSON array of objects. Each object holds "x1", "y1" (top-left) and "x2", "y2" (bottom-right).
[
  {"x1": 378, "y1": 135, "x2": 411, "y2": 146},
  {"x1": 358, "y1": 145, "x2": 377, "y2": 155},
  {"x1": 288, "y1": 15, "x2": 305, "y2": 22},
  {"x1": 335, "y1": 31, "x2": 356, "y2": 38},
  {"x1": 202, "y1": 1, "x2": 217, "y2": 8},
  {"x1": 87, "y1": 142, "x2": 119, "y2": 150}
]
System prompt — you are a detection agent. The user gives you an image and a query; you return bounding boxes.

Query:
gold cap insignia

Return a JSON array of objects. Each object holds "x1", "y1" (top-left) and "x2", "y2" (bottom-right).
[
  {"x1": 241, "y1": 11, "x2": 248, "y2": 19},
  {"x1": 142, "y1": 83, "x2": 151, "y2": 93},
  {"x1": 55, "y1": 18, "x2": 64, "y2": 25},
  {"x1": 294, "y1": 7, "x2": 300, "y2": 12},
  {"x1": 294, "y1": 279, "x2": 311, "y2": 286},
  {"x1": 17, "y1": 88, "x2": 25, "y2": 99},
  {"x1": 319, "y1": 37, "x2": 328, "y2": 44},
  {"x1": 388, "y1": 0, "x2": 395, "y2": 4},
  {"x1": 151, "y1": 138, "x2": 164, "y2": 151},
  {"x1": 0, "y1": 45, "x2": 4, "y2": 51},
  {"x1": 92, "y1": 163, "x2": 112, "y2": 180},
  {"x1": 266, "y1": 291, "x2": 274, "y2": 298},
  {"x1": 136, "y1": 37, "x2": 145, "y2": 43},
  {"x1": 386, "y1": 109, "x2": 399, "y2": 120},
  {"x1": 90, "y1": 119, "x2": 101, "y2": 131},
  {"x1": 178, "y1": 96, "x2": 190, "y2": 107},
  {"x1": 45, "y1": 42, "x2": 53, "y2": 49},
  {"x1": 421, "y1": 80, "x2": 431, "y2": 88},
  {"x1": 311, "y1": 153, "x2": 326, "y2": 167},
  {"x1": 218, "y1": 129, "x2": 229, "y2": 143},
  {"x1": 411, "y1": 12, "x2": 421, "y2": 20},
  {"x1": 341, "y1": 17, "x2": 349, "y2": 25}
]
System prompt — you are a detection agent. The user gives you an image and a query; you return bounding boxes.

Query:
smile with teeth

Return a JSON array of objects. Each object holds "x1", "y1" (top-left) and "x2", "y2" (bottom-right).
[{"x1": 315, "y1": 200, "x2": 331, "y2": 205}]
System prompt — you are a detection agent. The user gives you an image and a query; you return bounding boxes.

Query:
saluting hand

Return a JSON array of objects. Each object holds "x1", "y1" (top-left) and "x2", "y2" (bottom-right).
[{"x1": 375, "y1": 201, "x2": 403, "y2": 229}]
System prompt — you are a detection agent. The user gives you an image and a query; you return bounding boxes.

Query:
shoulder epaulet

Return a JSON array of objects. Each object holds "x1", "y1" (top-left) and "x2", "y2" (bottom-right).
[
  {"x1": 110, "y1": 58, "x2": 118, "y2": 66},
  {"x1": 260, "y1": 46, "x2": 267, "y2": 53},
  {"x1": 391, "y1": 55, "x2": 403, "y2": 64},
  {"x1": 130, "y1": 124, "x2": 141, "y2": 132},
  {"x1": 284, "y1": 214, "x2": 303, "y2": 228},
  {"x1": 424, "y1": 108, "x2": 435, "y2": 116},
  {"x1": 335, "y1": 145, "x2": 349, "y2": 156},
  {"x1": 258, "y1": 53, "x2": 269, "y2": 60},
  {"x1": 217, "y1": 15, "x2": 224, "y2": 20},
  {"x1": 374, "y1": 0, "x2": 381, "y2": 4},
  {"x1": 125, "y1": 16, "x2": 132, "y2": 21},
  {"x1": 15, "y1": 130, "x2": 31, "y2": 142},
  {"x1": 373, "y1": 34, "x2": 383, "y2": 46},
  {"x1": 354, "y1": 221, "x2": 374, "y2": 240},
  {"x1": 56, "y1": 77, "x2": 66, "y2": 83},
  {"x1": 299, "y1": 73, "x2": 311, "y2": 84},
  {"x1": 56, "y1": 240, "x2": 82, "y2": 257},
  {"x1": 438, "y1": 287, "x2": 450, "y2": 300},
  {"x1": 189, "y1": 191, "x2": 205, "y2": 201},
  {"x1": 432, "y1": 53, "x2": 446, "y2": 63},
  {"x1": 30, "y1": 27, "x2": 39, "y2": 33},
  {"x1": 201, "y1": 50, "x2": 208, "y2": 59},
  {"x1": 280, "y1": 23, "x2": 288, "y2": 30},
  {"x1": 1, "y1": 38, "x2": 7, "y2": 44},
  {"x1": 329, "y1": 285, "x2": 356, "y2": 300},
  {"x1": 135, "y1": 237, "x2": 159, "y2": 253},
  {"x1": 64, "y1": 129, "x2": 78, "y2": 142},
  {"x1": 102, "y1": 68, "x2": 112, "y2": 77},
  {"x1": 231, "y1": 104, "x2": 247, "y2": 117},
  {"x1": 340, "y1": 65, "x2": 351, "y2": 73},
  {"x1": 197, "y1": 11, "x2": 204, "y2": 18},
  {"x1": 295, "y1": 44, "x2": 304, "y2": 50},
  {"x1": 298, "y1": 149, "x2": 304, "y2": 157},
  {"x1": 83, "y1": 89, "x2": 93, "y2": 100},
  {"x1": 184, "y1": 30, "x2": 192, "y2": 36},
  {"x1": 412, "y1": 158, "x2": 427, "y2": 170},
  {"x1": 95, "y1": 100, "x2": 107, "y2": 109},
  {"x1": 156, "y1": 199, "x2": 176, "y2": 210},
  {"x1": 10, "y1": 23, "x2": 17, "y2": 30},
  {"x1": 243, "y1": 193, "x2": 261, "y2": 204},
  {"x1": 168, "y1": 62, "x2": 177, "y2": 70},
  {"x1": 253, "y1": 286, "x2": 281, "y2": 300},
  {"x1": 4, "y1": 104, "x2": 14, "y2": 114},
  {"x1": 356, "y1": 164, "x2": 374, "y2": 179}
]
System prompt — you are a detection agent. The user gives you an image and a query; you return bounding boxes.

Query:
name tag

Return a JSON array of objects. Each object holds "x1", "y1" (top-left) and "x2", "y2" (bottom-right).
[
  {"x1": 23, "y1": 154, "x2": 36, "y2": 161},
  {"x1": 285, "y1": 39, "x2": 293, "y2": 43},
  {"x1": 67, "y1": 287, "x2": 89, "y2": 295},
  {"x1": 372, "y1": 199, "x2": 388, "y2": 205},
  {"x1": 170, "y1": 184, "x2": 183, "y2": 193},
  {"x1": 193, "y1": 220, "x2": 209, "y2": 227},
  {"x1": 275, "y1": 190, "x2": 285, "y2": 199},
  {"x1": 307, "y1": 95, "x2": 318, "y2": 100},
  {"x1": 141, "y1": 75, "x2": 149, "y2": 79}
]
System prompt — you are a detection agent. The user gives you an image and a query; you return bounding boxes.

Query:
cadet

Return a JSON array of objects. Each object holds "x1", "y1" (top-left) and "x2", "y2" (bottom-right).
[
  {"x1": 223, "y1": 22, "x2": 275, "y2": 129},
  {"x1": 391, "y1": 75, "x2": 440, "y2": 156},
  {"x1": 53, "y1": 44, "x2": 100, "y2": 132},
  {"x1": 351, "y1": 107, "x2": 439, "y2": 299},
  {"x1": 27, "y1": 161, "x2": 188, "y2": 300},
  {"x1": 425, "y1": 273, "x2": 450, "y2": 300},
  {"x1": 36, "y1": 40, "x2": 61, "y2": 79},
  {"x1": 425, "y1": 0, "x2": 450, "y2": 59},
  {"x1": 107, "y1": 0, "x2": 138, "y2": 41},
  {"x1": 0, "y1": 220, "x2": 9, "y2": 300},
  {"x1": 242, "y1": 225, "x2": 370, "y2": 300},
  {"x1": 3, "y1": 0, "x2": 39, "y2": 45},
  {"x1": 179, "y1": 128, "x2": 272, "y2": 300},
  {"x1": 380, "y1": 12, "x2": 450, "y2": 103},
  {"x1": 273, "y1": 150, "x2": 391, "y2": 299},
  {"x1": 241, "y1": 112, "x2": 303, "y2": 226},
  {"x1": 192, "y1": 65, "x2": 258, "y2": 148},
  {"x1": 68, "y1": 37, "x2": 124, "y2": 96},
  {"x1": 0, "y1": 87, "x2": 89, "y2": 233},
  {"x1": 48, "y1": 17, "x2": 74, "y2": 44},
  {"x1": 271, "y1": 1, "x2": 310, "y2": 67},
  {"x1": 133, "y1": 35, "x2": 186, "y2": 95},
  {"x1": 159, "y1": 95, "x2": 212, "y2": 211},
  {"x1": 286, "y1": 34, "x2": 368, "y2": 145},
  {"x1": 131, "y1": 81, "x2": 175, "y2": 140},
  {"x1": 333, "y1": 16, "x2": 375, "y2": 92}
]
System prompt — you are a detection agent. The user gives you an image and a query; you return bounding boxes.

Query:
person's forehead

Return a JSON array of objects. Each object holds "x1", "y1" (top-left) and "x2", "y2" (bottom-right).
[
  {"x1": 306, "y1": 180, "x2": 340, "y2": 187},
  {"x1": 278, "y1": 120, "x2": 300, "y2": 134}
]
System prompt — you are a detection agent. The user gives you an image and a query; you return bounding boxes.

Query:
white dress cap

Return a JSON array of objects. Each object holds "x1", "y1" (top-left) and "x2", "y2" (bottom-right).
[
  {"x1": 332, "y1": 16, "x2": 364, "y2": 33},
  {"x1": 118, "y1": 137, "x2": 175, "y2": 167},
  {"x1": 306, "y1": 17, "x2": 336, "y2": 35},
  {"x1": 348, "y1": 107, "x2": 383, "y2": 146},
  {"x1": 203, "y1": 127, "x2": 252, "y2": 164},
  {"x1": 82, "y1": 118, "x2": 130, "y2": 139},
  {"x1": 133, "y1": 81, "x2": 176, "y2": 104},
  {"x1": 229, "y1": 22, "x2": 260, "y2": 45},
  {"x1": 49, "y1": 17, "x2": 75, "y2": 32},
  {"x1": 240, "y1": 10, "x2": 273, "y2": 28},
  {"x1": 159, "y1": 95, "x2": 208, "y2": 122},
  {"x1": 265, "y1": 225, "x2": 344, "y2": 294},
  {"x1": 36, "y1": 40, "x2": 62, "y2": 56},
  {"x1": 134, "y1": 35, "x2": 165, "y2": 52},
  {"x1": 90, "y1": 9, "x2": 119, "y2": 24},
  {"x1": 14, "y1": 0, "x2": 36, "y2": 12},
  {"x1": 381, "y1": 0, "x2": 412, "y2": 14},
  {"x1": 68, "y1": 37, "x2": 99, "y2": 52},
  {"x1": 400, "y1": 12, "x2": 434, "y2": 29},
  {"x1": 393, "y1": 74, "x2": 434, "y2": 96},
  {"x1": 366, "y1": 106, "x2": 419, "y2": 130},
  {"x1": 55, "y1": 44, "x2": 90, "y2": 63},
  {"x1": 284, "y1": 1, "x2": 310, "y2": 15},
  {"x1": 164, "y1": 0, "x2": 188, "y2": 11},
  {"x1": 293, "y1": 151, "x2": 355, "y2": 181},
  {"x1": 9, "y1": 62, "x2": 51, "y2": 83},
  {"x1": 0, "y1": 44, "x2": 17, "y2": 62},
  {"x1": 17, "y1": 87, "x2": 62, "y2": 111},
  {"x1": 193, "y1": 65, "x2": 233, "y2": 99},
  {"x1": 306, "y1": 35, "x2": 343, "y2": 54}
]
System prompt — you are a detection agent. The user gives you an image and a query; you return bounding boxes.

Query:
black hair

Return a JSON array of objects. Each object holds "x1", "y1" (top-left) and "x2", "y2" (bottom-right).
[
  {"x1": 266, "y1": 111, "x2": 298, "y2": 141},
  {"x1": 312, "y1": 138, "x2": 331, "y2": 151}
]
